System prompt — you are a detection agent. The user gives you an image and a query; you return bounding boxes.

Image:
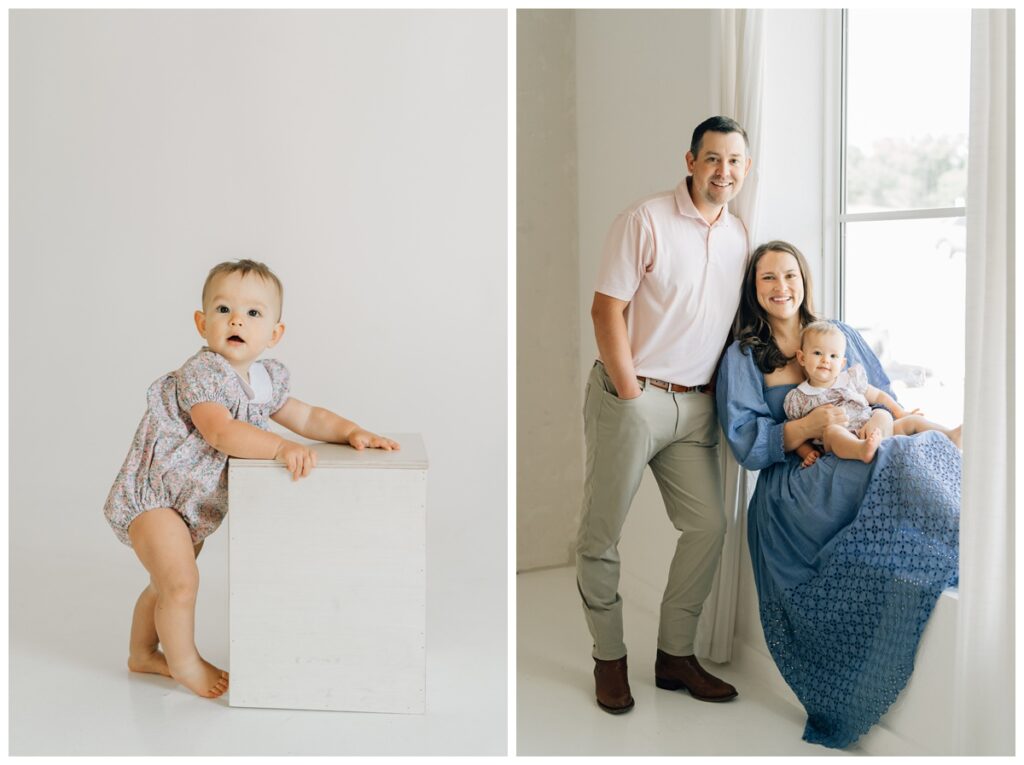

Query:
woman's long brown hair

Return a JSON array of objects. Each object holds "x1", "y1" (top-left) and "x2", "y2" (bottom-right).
[{"x1": 734, "y1": 240, "x2": 819, "y2": 374}]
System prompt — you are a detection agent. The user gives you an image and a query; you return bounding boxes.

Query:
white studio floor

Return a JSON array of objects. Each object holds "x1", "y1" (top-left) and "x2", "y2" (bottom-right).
[
  {"x1": 516, "y1": 566, "x2": 853, "y2": 757},
  {"x1": 10, "y1": 528, "x2": 507, "y2": 756}
]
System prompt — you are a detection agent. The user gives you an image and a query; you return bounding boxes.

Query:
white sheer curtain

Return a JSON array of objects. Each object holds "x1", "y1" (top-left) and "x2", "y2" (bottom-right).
[
  {"x1": 695, "y1": 8, "x2": 765, "y2": 663},
  {"x1": 952, "y1": 9, "x2": 1015, "y2": 755}
]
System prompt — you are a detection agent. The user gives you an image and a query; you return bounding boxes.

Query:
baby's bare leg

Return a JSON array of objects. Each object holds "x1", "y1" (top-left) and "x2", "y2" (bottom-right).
[
  {"x1": 127, "y1": 584, "x2": 169, "y2": 677},
  {"x1": 894, "y1": 415, "x2": 962, "y2": 448},
  {"x1": 863, "y1": 409, "x2": 894, "y2": 439},
  {"x1": 128, "y1": 509, "x2": 228, "y2": 698},
  {"x1": 823, "y1": 423, "x2": 882, "y2": 463},
  {"x1": 128, "y1": 539, "x2": 204, "y2": 678}
]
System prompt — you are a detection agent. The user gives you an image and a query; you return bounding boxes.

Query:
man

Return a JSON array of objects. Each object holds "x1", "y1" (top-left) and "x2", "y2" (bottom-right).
[{"x1": 577, "y1": 115, "x2": 752, "y2": 714}]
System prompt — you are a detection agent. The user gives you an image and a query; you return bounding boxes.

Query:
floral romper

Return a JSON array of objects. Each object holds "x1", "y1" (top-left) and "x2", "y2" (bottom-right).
[
  {"x1": 783, "y1": 363, "x2": 873, "y2": 444},
  {"x1": 104, "y1": 347, "x2": 290, "y2": 546}
]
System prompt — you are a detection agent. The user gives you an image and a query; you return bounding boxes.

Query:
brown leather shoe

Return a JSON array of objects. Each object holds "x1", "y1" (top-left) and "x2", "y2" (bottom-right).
[
  {"x1": 654, "y1": 649, "x2": 738, "y2": 702},
  {"x1": 594, "y1": 656, "x2": 635, "y2": 714}
]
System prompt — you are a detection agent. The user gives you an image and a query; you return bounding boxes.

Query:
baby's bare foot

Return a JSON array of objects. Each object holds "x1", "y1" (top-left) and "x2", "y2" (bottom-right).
[
  {"x1": 128, "y1": 648, "x2": 172, "y2": 678},
  {"x1": 861, "y1": 429, "x2": 882, "y2": 463},
  {"x1": 170, "y1": 656, "x2": 229, "y2": 698},
  {"x1": 949, "y1": 425, "x2": 963, "y2": 449}
]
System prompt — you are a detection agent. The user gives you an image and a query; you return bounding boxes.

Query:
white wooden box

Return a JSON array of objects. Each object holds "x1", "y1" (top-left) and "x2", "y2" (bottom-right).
[{"x1": 228, "y1": 434, "x2": 427, "y2": 714}]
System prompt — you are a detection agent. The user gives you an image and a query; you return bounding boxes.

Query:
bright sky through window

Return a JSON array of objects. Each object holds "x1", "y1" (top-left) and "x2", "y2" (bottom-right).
[{"x1": 843, "y1": 8, "x2": 970, "y2": 426}]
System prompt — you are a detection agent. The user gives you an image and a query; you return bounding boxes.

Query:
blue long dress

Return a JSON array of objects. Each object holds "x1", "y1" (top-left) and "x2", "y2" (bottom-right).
[{"x1": 716, "y1": 321, "x2": 960, "y2": 749}]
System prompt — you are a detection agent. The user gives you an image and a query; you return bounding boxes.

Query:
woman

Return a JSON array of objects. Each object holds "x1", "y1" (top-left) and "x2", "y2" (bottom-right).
[{"x1": 716, "y1": 240, "x2": 960, "y2": 749}]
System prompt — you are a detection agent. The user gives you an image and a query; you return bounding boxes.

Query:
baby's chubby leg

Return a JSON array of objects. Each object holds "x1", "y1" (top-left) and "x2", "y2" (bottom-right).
[
  {"x1": 823, "y1": 423, "x2": 882, "y2": 463},
  {"x1": 128, "y1": 509, "x2": 228, "y2": 699},
  {"x1": 127, "y1": 539, "x2": 204, "y2": 679},
  {"x1": 859, "y1": 409, "x2": 894, "y2": 440},
  {"x1": 894, "y1": 414, "x2": 963, "y2": 448},
  {"x1": 127, "y1": 584, "x2": 169, "y2": 677}
]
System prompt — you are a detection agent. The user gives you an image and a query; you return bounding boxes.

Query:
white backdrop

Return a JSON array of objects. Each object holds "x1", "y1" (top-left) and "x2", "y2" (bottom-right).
[{"x1": 10, "y1": 10, "x2": 506, "y2": 755}]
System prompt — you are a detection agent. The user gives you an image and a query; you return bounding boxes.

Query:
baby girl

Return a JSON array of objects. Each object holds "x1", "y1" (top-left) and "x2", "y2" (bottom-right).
[
  {"x1": 104, "y1": 259, "x2": 399, "y2": 698},
  {"x1": 784, "y1": 320, "x2": 961, "y2": 467}
]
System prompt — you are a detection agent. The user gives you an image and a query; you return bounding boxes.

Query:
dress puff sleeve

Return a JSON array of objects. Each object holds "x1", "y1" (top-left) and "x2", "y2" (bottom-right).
[
  {"x1": 846, "y1": 363, "x2": 869, "y2": 395},
  {"x1": 261, "y1": 358, "x2": 291, "y2": 414},
  {"x1": 835, "y1": 321, "x2": 896, "y2": 401},
  {"x1": 783, "y1": 386, "x2": 811, "y2": 422},
  {"x1": 716, "y1": 342, "x2": 788, "y2": 471},
  {"x1": 175, "y1": 350, "x2": 241, "y2": 413}
]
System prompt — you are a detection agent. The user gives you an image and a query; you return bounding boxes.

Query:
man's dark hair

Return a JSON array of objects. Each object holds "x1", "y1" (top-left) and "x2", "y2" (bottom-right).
[{"x1": 689, "y1": 116, "x2": 749, "y2": 158}]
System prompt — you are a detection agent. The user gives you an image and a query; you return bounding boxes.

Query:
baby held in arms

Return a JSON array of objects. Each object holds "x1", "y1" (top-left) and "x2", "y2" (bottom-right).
[
  {"x1": 103, "y1": 259, "x2": 399, "y2": 699},
  {"x1": 784, "y1": 321, "x2": 962, "y2": 467}
]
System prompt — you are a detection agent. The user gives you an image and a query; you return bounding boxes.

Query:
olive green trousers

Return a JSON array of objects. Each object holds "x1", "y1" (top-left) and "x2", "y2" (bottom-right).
[{"x1": 576, "y1": 362, "x2": 725, "y2": 661}]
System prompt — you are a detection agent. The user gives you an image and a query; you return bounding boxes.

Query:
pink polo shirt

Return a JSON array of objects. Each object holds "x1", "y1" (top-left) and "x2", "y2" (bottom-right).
[{"x1": 595, "y1": 178, "x2": 749, "y2": 386}]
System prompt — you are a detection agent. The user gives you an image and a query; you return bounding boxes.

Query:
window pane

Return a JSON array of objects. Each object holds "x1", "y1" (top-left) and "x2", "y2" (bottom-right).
[
  {"x1": 844, "y1": 218, "x2": 965, "y2": 426},
  {"x1": 846, "y1": 10, "x2": 971, "y2": 213}
]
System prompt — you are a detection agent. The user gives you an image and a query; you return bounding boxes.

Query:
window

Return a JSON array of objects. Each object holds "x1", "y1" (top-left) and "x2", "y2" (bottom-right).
[{"x1": 840, "y1": 9, "x2": 971, "y2": 426}]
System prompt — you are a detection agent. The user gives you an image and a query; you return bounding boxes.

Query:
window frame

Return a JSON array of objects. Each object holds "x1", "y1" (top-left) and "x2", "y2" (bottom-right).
[{"x1": 828, "y1": 8, "x2": 968, "y2": 322}]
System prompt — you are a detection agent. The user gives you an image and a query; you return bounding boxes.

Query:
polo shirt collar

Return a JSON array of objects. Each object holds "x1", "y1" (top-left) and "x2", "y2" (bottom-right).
[{"x1": 675, "y1": 177, "x2": 734, "y2": 229}]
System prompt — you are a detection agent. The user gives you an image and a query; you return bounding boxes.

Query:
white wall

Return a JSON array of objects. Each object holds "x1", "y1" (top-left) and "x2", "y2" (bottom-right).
[
  {"x1": 516, "y1": 10, "x2": 582, "y2": 571},
  {"x1": 758, "y1": 10, "x2": 829, "y2": 306},
  {"x1": 10, "y1": 10, "x2": 507, "y2": 750}
]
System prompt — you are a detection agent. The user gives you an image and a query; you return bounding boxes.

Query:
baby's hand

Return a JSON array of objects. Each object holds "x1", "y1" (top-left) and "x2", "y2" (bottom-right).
[
  {"x1": 274, "y1": 440, "x2": 318, "y2": 480},
  {"x1": 348, "y1": 429, "x2": 401, "y2": 451}
]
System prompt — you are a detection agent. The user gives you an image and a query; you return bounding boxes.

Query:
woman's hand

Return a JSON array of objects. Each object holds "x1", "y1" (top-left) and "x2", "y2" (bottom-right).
[
  {"x1": 274, "y1": 440, "x2": 318, "y2": 480},
  {"x1": 803, "y1": 405, "x2": 849, "y2": 440}
]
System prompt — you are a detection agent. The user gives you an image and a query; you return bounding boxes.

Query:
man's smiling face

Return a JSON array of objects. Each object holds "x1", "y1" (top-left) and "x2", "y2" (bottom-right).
[
  {"x1": 685, "y1": 130, "x2": 751, "y2": 216},
  {"x1": 194, "y1": 271, "x2": 284, "y2": 376}
]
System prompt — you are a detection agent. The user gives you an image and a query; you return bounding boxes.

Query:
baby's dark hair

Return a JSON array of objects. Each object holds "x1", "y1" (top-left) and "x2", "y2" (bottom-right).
[{"x1": 202, "y1": 259, "x2": 283, "y2": 321}]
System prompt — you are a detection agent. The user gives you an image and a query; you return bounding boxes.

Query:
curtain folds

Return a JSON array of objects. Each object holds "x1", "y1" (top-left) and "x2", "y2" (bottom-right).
[
  {"x1": 952, "y1": 9, "x2": 1015, "y2": 755},
  {"x1": 694, "y1": 8, "x2": 765, "y2": 663}
]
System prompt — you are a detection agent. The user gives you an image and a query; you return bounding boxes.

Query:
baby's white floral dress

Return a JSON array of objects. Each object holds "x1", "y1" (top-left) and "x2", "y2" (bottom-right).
[
  {"x1": 782, "y1": 363, "x2": 873, "y2": 444},
  {"x1": 104, "y1": 347, "x2": 290, "y2": 546}
]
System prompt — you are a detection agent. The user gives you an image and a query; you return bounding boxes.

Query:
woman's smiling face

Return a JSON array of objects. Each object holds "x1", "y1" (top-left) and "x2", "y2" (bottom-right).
[{"x1": 755, "y1": 249, "x2": 805, "y2": 323}]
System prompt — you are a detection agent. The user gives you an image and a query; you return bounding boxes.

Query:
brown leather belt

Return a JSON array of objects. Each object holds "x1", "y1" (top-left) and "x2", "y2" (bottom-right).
[{"x1": 637, "y1": 376, "x2": 706, "y2": 394}]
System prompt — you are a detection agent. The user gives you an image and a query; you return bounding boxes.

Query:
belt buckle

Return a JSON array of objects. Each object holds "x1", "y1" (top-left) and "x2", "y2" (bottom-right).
[
  {"x1": 671, "y1": 381, "x2": 701, "y2": 394},
  {"x1": 642, "y1": 376, "x2": 702, "y2": 393}
]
